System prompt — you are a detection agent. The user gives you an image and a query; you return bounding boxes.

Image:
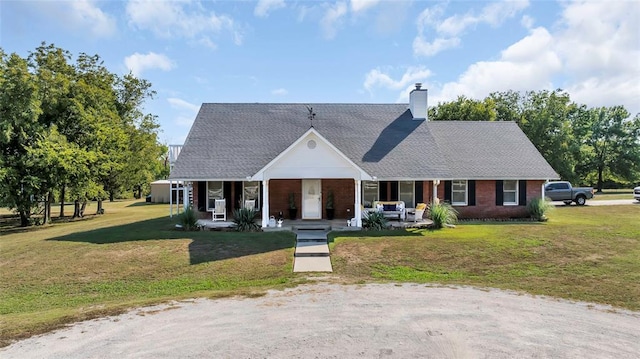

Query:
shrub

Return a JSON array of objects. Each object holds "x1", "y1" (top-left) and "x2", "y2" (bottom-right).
[
  {"x1": 527, "y1": 197, "x2": 553, "y2": 221},
  {"x1": 362, "y1": 211, "x2": 389, "y2": 230},
  {"x1": 233, "y1": 208, "x2": 260, "y2": 232},
  {"x1": 427, "y1": 202, "x2": 458, "y2": 229},
  {"x1": 179, "y1": 206, "x2": 199, "y2": 231}
]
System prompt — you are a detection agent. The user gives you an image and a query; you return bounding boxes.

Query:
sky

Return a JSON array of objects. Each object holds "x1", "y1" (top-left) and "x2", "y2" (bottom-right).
[{"x1": 2, "y1": 0, "x2": 639, "y2": 145}]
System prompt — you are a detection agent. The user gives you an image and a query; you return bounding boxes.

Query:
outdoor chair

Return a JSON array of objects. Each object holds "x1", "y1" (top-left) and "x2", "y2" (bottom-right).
[
  {"x1": 410, "y1": 203, "x2": 427, "y2": 222},
  {"x1": 244, "y1": 199, "x2": 256, "y2": 211},
  {"x1": 212, "y1": 199, "x2": 226, "y2": 221}
]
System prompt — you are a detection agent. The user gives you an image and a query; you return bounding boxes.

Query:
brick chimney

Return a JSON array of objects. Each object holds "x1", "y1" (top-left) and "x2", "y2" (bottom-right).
[{"x1": 409, "y1": 83, "x2": 428, "y2": 120}]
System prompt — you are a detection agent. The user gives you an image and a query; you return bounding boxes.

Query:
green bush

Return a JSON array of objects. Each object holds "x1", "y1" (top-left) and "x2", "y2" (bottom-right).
[
  {"x1": 233, "y1": 208, "x2": 260, "y2": 232},
  {"x1": 427, "y1": 202, "x2": 458, "y2": 229},
  {"x1": 362, "y1": 211, "x2": 389, "y2": 230},
  {"x1": 527, "y1": 197, "x2": 553, "y2": 221},
  {"x1": 179, "y1": 206, "x2": 199, "y2": 231}
]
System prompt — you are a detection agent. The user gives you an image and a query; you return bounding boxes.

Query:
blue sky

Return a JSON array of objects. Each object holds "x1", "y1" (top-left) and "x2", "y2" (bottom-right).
[{"x1": 2, "y1": 0, "x2": 639, "y2": 145}]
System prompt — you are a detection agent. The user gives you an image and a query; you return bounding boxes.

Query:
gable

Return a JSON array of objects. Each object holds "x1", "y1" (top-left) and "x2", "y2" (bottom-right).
[{"x1": 253, "y1": 128, "x2": 371, "y2": 180}]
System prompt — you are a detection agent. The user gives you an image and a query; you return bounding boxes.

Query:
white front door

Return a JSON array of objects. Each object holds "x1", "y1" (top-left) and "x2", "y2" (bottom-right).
[{"x1": 302, "y1": 179, "x2": 322, "y2": 219}]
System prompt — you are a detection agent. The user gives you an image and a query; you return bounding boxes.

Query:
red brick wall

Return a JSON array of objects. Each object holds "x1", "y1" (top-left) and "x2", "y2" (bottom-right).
[
  {"x1": 436, "y1": 180, "x2": 545, "y2": 219},
  {"x1": 322, "y1": 179, "x2": 355, "y2": 219},
  {"x1": 269, "y1": 179, "x2": 301, "y2": 217}
]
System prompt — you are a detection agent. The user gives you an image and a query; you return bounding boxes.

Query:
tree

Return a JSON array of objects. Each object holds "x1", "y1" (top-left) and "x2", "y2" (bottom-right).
[
  {"x1": 0, "y1": 51, "x2": 44, "y2": 226},
  {"x1": 429, "y1": 95, "x2": 497, "y2": 122},
  {"x1": 574, "y1": 107, "x2": 640, "y2": 191}
]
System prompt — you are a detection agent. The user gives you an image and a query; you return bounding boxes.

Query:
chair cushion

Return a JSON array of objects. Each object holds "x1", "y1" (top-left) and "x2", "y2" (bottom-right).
[{"x1": 383, "y1": 204, "x2": 396, "y2": 211}]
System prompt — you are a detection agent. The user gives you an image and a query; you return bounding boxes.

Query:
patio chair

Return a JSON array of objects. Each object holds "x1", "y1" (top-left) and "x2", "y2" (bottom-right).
[
  {"x1": 212, "y1": 199, "x2": 226, "y2": 221},
  {"x1": 410, "y1": 203, "x2": 427, "y2": 222},
  {"x1": 244, "y1": 199, "x2": 256, "y2": 211}
]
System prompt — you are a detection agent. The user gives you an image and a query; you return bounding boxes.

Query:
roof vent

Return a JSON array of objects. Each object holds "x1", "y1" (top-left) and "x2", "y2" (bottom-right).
[{"x1": 415, "y1": 83, "x2": 422, "y2": 90}]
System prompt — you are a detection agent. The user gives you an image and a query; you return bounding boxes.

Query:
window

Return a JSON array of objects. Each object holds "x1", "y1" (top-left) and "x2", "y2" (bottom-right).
[
  {"x1": 362, "y1": 181, "x2": 378, "y2": 208},
  {"x1": 399, "y1": 181, "x2": 414, "y2": 208},
  {"x1": 503, "y1": 180, "x2": 518, "y2": 205},
  {"x1": 452, "y1": 180, "x2": 467, "y2": 205},
  {"x1": 207, "y1": 181, "x2": 223, "y2": 210},
  {"x1": 243, "y1": 181, "x2": 260, "y2": 208}
]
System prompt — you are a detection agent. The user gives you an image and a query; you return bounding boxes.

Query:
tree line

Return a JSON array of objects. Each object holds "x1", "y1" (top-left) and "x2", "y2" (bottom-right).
[
  {"x1": 1, "y1": 43, "x2": 168, "y2": 226},
  {"x1": 428, "y1": 90, "x2": 640, "y2": 191}
]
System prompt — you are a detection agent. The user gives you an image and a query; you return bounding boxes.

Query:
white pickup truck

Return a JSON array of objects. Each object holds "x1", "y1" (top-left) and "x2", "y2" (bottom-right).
[{"x1": 544, "y1": 181, "x2": 594, "y2": 206}]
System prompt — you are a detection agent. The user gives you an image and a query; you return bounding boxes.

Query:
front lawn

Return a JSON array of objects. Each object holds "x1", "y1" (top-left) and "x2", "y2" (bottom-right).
[
  {"x1": 0, "y1": 200, "x2": 298, "y2": 346},
  {"x1": 330, "y1": 205, "x2": 640, "y2": 311},
  {"x1": 1, "y1": 201, "x2": 638, "y2": 347}
]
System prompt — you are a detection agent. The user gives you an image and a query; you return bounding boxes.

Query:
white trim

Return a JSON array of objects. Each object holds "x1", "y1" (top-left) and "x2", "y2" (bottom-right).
[
  {"x1": 503, "y1": 180, "x2": 519, "y2": 206},
  {"x1": 261, "y1": 180, "x2": 269, "y2": 228},
  {"x1": 250, "y1": 127, "x2": 372, "y2": 181},
  {"x1": 355, "y1": 180, "x2": 362, "y2": 227},
  {"x1": 451, "y1": 180, "x2": 468, "y2": 206}
]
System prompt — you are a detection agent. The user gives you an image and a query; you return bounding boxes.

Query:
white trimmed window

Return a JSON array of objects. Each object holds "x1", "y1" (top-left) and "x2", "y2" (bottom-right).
[
  {"x1": 452, "y1": 180, "x2": 468, "y2": 205},
  {"x1": 399, "y1": 181, "x2": 415, "y2": 208},
  {"x1": 206, "y1": 181, "x2": 223, "y2": 210},
  {"x1": 243, "y1": 181, "x2": 260, "y2": 208},
  {"x1": 503, "y1": 180, "x2": 518, "y2": 205},
  {"x1": 362, "y1": 181, "x2": 378, "y2": 208}
]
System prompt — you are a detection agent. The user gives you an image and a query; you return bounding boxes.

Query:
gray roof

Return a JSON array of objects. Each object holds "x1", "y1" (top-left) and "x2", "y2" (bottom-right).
[{"x1": 170, "y1": 103, "x2": 559, "y2": 180}]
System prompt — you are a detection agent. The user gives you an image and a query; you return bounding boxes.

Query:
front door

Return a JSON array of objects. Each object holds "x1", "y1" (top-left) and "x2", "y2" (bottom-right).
[{"x1": 302, "y1": 179, "x2": 322, "y2": 219}]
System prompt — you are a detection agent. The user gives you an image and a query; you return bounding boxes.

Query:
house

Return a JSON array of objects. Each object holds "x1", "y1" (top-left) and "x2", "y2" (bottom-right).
[{"x1": 169, "y1": 84, "x2": 559, "y2": 227}]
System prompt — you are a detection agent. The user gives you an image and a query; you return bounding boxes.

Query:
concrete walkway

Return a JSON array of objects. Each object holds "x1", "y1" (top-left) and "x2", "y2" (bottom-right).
[{"x1": 293, "y1": 229, "x2": 332, "y2": 272}]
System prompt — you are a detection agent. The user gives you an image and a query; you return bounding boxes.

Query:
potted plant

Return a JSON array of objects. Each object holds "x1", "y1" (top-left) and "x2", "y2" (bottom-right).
[
  {"x1": 325, "y1": 190, "x2": 335, "y2": 220},
  {"x1": 288, "y1": 192, "x2": 297, "y2": 220}
]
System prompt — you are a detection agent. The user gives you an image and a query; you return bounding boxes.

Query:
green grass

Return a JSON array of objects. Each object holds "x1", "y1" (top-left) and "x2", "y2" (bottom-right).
[
  {"x1": 1, "y1": 201, "x2": 639, "y2": 347},
  {"x1": 592, "y1": 188, "x2": 635, "y2": 200},
  {"x1": 330, "y1": 205, "x2": 640, "y2": 311},
  {"x1": 0, "y1": 200, "x2": 299, "y2": 346}
]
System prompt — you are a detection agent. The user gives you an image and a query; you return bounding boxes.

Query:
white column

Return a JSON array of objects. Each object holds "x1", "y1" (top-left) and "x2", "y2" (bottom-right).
[
  {"x1": 355, "y1": 179, "x2": 362, "y2": 227},
  {"x1": 183, "y1": 182, "x2": 188, "y2": 211},
  {"x1": 169, "y1": 179, "x2": 173, "y2": 218},
  {"x1": 542, "y1": 180, "x2": 547, "y2": 200},
  {"x1": 261, "y1": 180, "x2": 269, "y2": 228}
]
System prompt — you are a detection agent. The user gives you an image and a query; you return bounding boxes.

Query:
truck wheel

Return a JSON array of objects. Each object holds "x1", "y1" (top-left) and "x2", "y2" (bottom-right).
[
  {"x1": 563, "y1": 201, "x2": 572, "y2": 205},
  {"x1": 575, "y1": 195, "x2": 586, "y2": 206}
]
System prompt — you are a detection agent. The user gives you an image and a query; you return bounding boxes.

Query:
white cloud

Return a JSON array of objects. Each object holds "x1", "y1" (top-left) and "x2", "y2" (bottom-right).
[
  {"x1": 520, "y1": 15, "x2": 534, "y2": 29},
  {"x1": 271, "y1": 88, "x2": 288, "y2": 96},
  {"x1": 64, "y1": 0, "x2": 116, "y2": 37},
  {"x1": 363, "y1": 66, "x2": 432, "y2": 101},
  {"x1": 414, "y1": 1, "x2": 529, "y2": 57},
  {"x1": 254, "y1": 0, "x2": 286, "y2": 18},
  {"x1": 124, "y1": 52, "x2": 175, "y2": 76},
  {"x1": 168, "y1": 98, "x2": 200, "y2": 113},
  {"x1": 351, "y1": 0, "x2": 379, "y2": 13},
  {"x1": 555, "y1": 1, "x2": 640, "y2": 113},
  {"x1": 320, "y1": 1, "x2": 348, "y2": 39},
  {"x1": 126, "y1": 0, "x2": 243, "y2": 45}
]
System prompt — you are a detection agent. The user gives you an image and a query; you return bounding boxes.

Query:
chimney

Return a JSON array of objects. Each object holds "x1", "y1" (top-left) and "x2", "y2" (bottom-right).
[{"x1": 409, "y1": 83, "x2": 428, "y2": 120}]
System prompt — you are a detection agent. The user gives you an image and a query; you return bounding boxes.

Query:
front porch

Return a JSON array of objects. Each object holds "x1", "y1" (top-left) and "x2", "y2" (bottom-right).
[{"x1": 195, "y1": 218, "x2": 434, "y2": 231}]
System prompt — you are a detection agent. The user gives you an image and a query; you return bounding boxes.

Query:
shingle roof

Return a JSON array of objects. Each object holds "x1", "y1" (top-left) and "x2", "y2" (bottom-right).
[{"x1": 169, "y1": 103, "x2": 559, "y2": 180}]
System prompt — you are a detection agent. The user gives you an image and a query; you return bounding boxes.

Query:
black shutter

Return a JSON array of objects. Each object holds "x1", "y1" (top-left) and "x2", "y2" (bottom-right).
[
  {"x1": 379, "y1": 181, "x2": 388, "y2": 201},
  {"x1": 223, "y1": 182, "x2": 231, "y2": 212},
  {"x1": 468, "y1": 180, "x2": 476, "y2": 206},
  {"x1": 390, "y1": 181, "x2": 399, "y2": 201},
  {"x1": 495, "y1": 180, "x2": 503, "y2": 206},
  {"x1": 197, "y1": 181, "x2": 206, "y2": 211},
  {"x1": 519, "y1": 180, "x2": 527, "y2": 206},
  {"x1": 444, "y1": 181, "x2": 452, "y2": 202},
  {"x1": 415, "y1": 181, "x2": 424, "y2": 204}
]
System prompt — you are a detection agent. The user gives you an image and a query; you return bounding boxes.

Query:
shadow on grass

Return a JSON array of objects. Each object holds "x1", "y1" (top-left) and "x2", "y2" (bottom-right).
[
  {"x1": 328, "y1": 228, "x2": 424, "y2": 242},
  {"x1": 47, "y1": 216, "x2": 296, "y2": 265}
]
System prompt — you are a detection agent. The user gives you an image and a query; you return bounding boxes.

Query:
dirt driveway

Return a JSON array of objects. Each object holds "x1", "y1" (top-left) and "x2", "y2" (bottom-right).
[{"x1": 2, "y1": 283, "x2": 639, "y2": 358}]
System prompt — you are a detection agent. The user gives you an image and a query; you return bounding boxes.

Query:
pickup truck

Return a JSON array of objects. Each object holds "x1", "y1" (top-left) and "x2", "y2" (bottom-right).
[{"x1": 544, "y1": 181, "x2": 594, "y2": 206}]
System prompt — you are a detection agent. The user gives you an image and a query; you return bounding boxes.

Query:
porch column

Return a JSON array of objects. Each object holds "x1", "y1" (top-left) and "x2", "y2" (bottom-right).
[
  {"x1": 432, "y1": 180, "x2": 440, "y2": 203},
  {"x1": 183, "y1": 181, "x2": 188, "y2": 211},
  {"x1": 261, "y1": 180, "x2": 269, "y2": 227},
  {"x1": 169, "y1": 179, "x2": 173, "y2": 217},
  {"x1": 354, "y1": 179, "x2": 362, "y2": 227}
]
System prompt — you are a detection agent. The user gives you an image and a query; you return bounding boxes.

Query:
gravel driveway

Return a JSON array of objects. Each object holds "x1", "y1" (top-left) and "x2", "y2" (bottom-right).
[{"x1": 2, "y1": 283, "x2": 639, "y2": 358}]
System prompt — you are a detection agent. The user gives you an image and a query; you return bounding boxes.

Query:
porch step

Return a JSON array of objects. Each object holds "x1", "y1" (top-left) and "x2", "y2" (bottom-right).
[
  {"x1": 292, "y1": 224, "x2": 331, "y2": 231},
  {"x1": 292, "y1": 229, "x2": 332, "y2": 272},
  {"x1": 295, "y1": 242, "x2": 330, "y2": 257}
]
